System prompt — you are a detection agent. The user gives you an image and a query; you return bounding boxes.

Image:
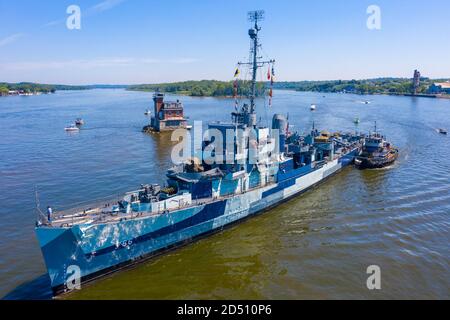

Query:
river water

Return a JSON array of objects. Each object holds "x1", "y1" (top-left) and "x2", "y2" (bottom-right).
[{"x1": 1, "y1": 89, "x2": 449, "y2": 299}]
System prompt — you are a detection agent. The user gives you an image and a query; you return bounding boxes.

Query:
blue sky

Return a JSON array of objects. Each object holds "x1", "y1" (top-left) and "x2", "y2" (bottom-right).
[{"x1": 0, "y1": 0, "x2": 449, "y2": 84}]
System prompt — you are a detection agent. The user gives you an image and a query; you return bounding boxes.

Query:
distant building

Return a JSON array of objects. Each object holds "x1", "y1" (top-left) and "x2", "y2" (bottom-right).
[
  {"x1": 428, "y1": 82, "x2": 450, "y2": 94},
  {"x1": 413, "y1": 70, "x2": 421, "y2": 94},
  {"x1": 148, "y1": 93, "x2": 187, "y2": 132}
]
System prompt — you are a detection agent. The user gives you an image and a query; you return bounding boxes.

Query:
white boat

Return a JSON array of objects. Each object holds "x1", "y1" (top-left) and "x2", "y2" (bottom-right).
[
  {"x1": 144, "y1": 109, "x2": 151, "y2": 116},
  {"x1": 75, "y1": 118, "x2": 84, "y2": 126},
  {"x1": 186, "y1": 125, "x2": 193, "y2": 130},
  {"x1": 64, "y1": 125, "x2": 80, "y2": 132},
  {"x1": 310, "y1": 104, "x2": 316, "y2": 111}
]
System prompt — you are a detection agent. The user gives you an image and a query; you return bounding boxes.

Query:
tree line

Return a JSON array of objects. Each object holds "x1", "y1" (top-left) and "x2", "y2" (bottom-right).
[
  {"x1": 0, "y1": 83, "x2": 128, "y2": 96},
  {"x1": 273, "y1": 78, "x2": 442, "y2": 95},
  {"x1": 128, "y1": 80, "x2": 267, "y2": 97}
]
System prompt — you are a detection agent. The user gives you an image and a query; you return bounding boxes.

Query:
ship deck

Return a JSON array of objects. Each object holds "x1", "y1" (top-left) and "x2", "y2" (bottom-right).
[
  {"x1": 41, "y1": 144, "x2": 362, "y2": 228},
  {"x1": 43, "y1": 188, "x2": 262, "y2": 228}
]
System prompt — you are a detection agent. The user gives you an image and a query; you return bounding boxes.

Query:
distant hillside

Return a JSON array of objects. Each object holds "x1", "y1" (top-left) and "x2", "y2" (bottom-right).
[
  {"x1": 0, "y1": 82, "x2": 128, "y2": 96},
  {"x1": 2, "y1": 78, "x2": 449, "y2": 98},
  {"x1": 128, "y1": 80, "x2": 266, "y2": 97},
  {"x1": 128, "y1": 78, "x2": 450, "y2": 97},
  {"x1": 273, "y1": 78, "x2": 449, "y2": 95}
]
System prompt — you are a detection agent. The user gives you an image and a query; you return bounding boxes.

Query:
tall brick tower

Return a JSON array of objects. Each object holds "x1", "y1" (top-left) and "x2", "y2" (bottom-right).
[{"x1": 413, "y1": 70, "x2": 421, "y2": 95}]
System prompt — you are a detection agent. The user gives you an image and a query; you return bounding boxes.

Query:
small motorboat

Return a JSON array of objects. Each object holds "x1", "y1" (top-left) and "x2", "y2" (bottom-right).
[
  {"x1": 438, "y1": 128, "x2": 448, "y2": 135},
  {"x1": 310, "y1": 104, "x2": 316, "y2": 111},
  {"x1": 75, "y1": 118, "x2": 84, "y2": 126},
  {"x1": 186, "y1": 125, "x2": 193, "y2": 130},
  {"x1": 364, "y1": 101, "x2": 370, "y2": 104},
  {"x1": 144, "y1": 109, "x2": 151, "y2": 116},
  {"x1": 354, "y1": 117, "x2": 360, "y2": 124},
  {"x1": 65, "y1": 124, "x2": 80, "y2": 132}
]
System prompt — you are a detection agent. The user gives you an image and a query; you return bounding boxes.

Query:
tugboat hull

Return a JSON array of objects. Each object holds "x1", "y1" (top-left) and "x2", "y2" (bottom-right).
[{"x1": 356, "y1": 150, "x2": 398, "y2": 169}]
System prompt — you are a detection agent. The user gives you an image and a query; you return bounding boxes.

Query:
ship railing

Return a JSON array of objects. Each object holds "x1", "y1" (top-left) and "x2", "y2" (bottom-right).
[
  {"x1": 45, "y1": 193, "x2": 127, "y2": 227},
  {"x1": 46, "y1": 177, "x2": 282, "y2": 227},
  {"x1": 35, "y1": 207, "x2": 48, "y2": 227}
]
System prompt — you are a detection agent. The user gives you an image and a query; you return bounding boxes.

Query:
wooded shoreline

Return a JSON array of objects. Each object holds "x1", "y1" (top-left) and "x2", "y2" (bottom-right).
[{"x1": 2, "y1": 78, "x2": 449, "y2": 98}]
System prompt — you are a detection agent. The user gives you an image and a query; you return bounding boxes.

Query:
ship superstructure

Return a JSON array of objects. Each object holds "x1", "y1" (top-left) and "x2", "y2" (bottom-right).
[{"x1": 35, "y1": 11, "x2": 365, "y2": 296}]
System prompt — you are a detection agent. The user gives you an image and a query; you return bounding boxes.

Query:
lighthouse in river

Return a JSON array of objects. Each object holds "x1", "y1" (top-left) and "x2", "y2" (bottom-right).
[{"x1": 145, "y1": 93, "x2": 188, "y2": 132}]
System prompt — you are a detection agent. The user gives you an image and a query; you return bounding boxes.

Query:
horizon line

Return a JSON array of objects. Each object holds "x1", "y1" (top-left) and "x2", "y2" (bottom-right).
[{"x1": 2, "y1": 76, "x2": 450, "y2": 87}]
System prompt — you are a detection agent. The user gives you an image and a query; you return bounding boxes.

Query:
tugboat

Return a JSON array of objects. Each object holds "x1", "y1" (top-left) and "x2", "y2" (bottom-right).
[{"x1": 355, "y1": 122, "x2": 398, "y2": 169}]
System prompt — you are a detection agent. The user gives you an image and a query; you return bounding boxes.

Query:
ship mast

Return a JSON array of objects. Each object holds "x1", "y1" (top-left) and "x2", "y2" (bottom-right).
[
  {"x1": 238, "y1": 10, "x2": 274, "y2": 127},
  {"x1": 249, "y1": 10, "x2": 261, "y2": 113}
]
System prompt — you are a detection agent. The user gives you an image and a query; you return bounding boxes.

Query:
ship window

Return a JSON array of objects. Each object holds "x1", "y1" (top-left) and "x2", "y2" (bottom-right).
[{"x1": 166, "y1": 120, "x2": 181, "y2": 127}]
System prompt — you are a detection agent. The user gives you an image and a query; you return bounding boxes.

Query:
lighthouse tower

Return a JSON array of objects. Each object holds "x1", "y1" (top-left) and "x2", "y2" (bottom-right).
[{"x1": 147, "y1": 93, "x2": 187, "y2": 132}]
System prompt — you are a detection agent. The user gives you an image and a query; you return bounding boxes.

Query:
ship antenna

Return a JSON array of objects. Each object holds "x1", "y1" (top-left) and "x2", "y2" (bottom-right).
[
  {"x1": 248, "y1": 10, "x2": 262, "y2": 115},
  {"x1": 34, "y1": 185, "x2": 44, "y2": 225},
  {"x1": 238, "y1": 10, "x2": 275, "y2": 127}
]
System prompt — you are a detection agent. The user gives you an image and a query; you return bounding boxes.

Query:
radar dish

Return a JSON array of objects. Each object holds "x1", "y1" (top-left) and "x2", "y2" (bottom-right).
[{"x1": 247, "y1": 10, "x2": 265, "y2": 22}]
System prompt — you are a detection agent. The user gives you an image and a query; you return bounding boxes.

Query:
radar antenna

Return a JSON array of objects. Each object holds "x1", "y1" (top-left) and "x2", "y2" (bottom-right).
[{"x1": 237, "y1": 10, "x2": 275, "y2": 127}]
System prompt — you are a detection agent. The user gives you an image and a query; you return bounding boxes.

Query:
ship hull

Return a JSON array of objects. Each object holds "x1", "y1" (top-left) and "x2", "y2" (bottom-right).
[
  {"x1": 36, "y1": 149, "x2": 359, "y2": 296},
  {"x1": 355, "y1": 150, "x2": 398, "y2": 169}
]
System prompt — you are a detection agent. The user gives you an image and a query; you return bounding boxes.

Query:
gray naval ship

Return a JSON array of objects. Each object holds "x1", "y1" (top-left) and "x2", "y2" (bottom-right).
[{"x1": 35, "y1": 11, "x2": 365, "y2": 295}]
